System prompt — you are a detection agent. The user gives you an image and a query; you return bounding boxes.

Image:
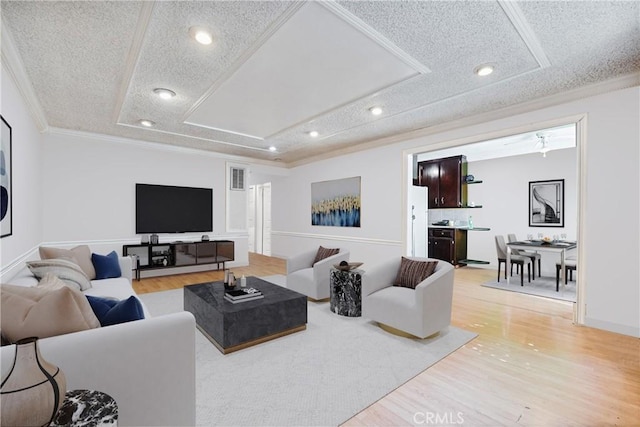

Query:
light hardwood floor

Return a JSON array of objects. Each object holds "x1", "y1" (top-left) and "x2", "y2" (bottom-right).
[{"x1": 134, "y1": 253, "x2": 640, "y2": 426}]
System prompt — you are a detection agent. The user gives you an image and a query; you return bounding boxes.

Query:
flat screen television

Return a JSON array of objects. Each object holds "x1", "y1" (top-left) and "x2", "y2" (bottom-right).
[{"x1": 136, "y1": 183, "x2": 213, "y2": 234}]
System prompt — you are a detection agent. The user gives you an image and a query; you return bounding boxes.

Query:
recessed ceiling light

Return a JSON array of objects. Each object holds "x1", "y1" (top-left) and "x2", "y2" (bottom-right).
[
  {"x1": 309, "y1": 131, "x2": 319, "y2": 138},
  {"x1": 153, "y1": 88, "x2": 176, "y2": 100},
  {"x1": 189, "y1": 26, "x2": 213, "y2": 45},
  {"x1": 269, "y1": 146, "x2": 277, "y2": 152},
  {"x1": 369, "y1": 106, "x2": 383, "y2": 116},
  {"x1": 139, "y1": 119, "x2": 155, "y2": 127},
  {"x1": 474, "y1": 64, "x2": 494, "y2": 76}
]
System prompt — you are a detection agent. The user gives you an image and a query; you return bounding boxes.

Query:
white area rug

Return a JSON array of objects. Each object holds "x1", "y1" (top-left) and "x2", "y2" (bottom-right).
[
  {"x1": 482, "y1": 275, "x2": 576, "y2": 302},
  {"x1": 139, "y1": 275, "x2": 477, "y2": 426}
]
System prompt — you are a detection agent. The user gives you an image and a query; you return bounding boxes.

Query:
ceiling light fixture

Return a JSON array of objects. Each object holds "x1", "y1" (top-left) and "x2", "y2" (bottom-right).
[
  {"x1": 269, "y1": 146, "x2": 277, "y2": 152},
  {"x1": 189, "y1": 26, "x2": 213, "y2": 45},
  {"x1": 369, "y1": 106, "x2": 383, "y2": 116},
  {"x1": 309, "y1": 131, "x2": 319, "y2": 138},
  {"x1": 153, "y1": 88, "x2": 176, "y2": 100},
  {"x1": 139, "y1": 119, "x2": 155, "y2": 127},
  {"x1": 474, "y1": 64, "x2": 494, "y2": 76}
]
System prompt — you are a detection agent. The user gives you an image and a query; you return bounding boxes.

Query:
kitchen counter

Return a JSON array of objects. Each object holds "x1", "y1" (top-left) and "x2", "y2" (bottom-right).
[
  {"x1": 429, "y1": 225, "x2": 490, "y2": 231},
  {"x1": 428, "y1": 226, "x2": 491, "y2": 265}
]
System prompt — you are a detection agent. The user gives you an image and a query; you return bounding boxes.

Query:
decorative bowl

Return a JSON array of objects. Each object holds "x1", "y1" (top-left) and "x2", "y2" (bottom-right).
[
  {"x1": 333, "y1": 262, "x2": 363, "y2": 271},
  {"x1": 542, "y1": 237, "x2": 553, "y2": 243}
]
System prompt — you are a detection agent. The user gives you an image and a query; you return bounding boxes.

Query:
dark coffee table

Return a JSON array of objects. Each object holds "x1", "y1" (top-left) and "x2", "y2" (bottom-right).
[{"x1": 184, "y1": 276, "x2": 307, "y2": 354}]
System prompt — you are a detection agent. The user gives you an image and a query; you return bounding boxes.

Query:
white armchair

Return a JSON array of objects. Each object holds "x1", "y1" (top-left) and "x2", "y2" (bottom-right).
[
  {"x1": 362, "y1": 257, "x2": 454, "y2": 339},
  {"x1": 286, "y1": 248, "x2": 350, "y2": 300}
]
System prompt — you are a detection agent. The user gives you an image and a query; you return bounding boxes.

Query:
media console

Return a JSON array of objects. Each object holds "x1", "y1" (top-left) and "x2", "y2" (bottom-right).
[{"x1": 123, "y1": 240, "x2": 234, "y2": 280}]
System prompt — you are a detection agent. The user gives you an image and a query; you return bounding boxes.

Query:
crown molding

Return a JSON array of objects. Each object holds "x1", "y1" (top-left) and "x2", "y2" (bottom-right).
[
  {"x1": 289, "y1": 71, "x2": 640, "y2": 168},
  {"x1": 318, "y1": 1, "x2": 431, "y2": 74},
  {"x1": 184, "y1": 0, "x2": 428, "y2": 142},
  {"x1": 1, "y1": 19, "x2": 49, "y2": 131},
  {"x1": 117, "y1": 122, "x2": 273, "y2": 153},
  {"x1": 45, "y1": 127, "x2": 288, "y2": 168},
  {"x1": 498, "y1": 0, "x2": 551, "y2": 68},
  {"x1": 112, "y1": 1, "x2": 155, "y2": 124},
  {"x1": 182, "y1": 2, "x2": 305, "y2": 122}
]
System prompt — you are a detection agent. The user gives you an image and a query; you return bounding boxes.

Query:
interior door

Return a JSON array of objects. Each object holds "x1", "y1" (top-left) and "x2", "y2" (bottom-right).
[
  {"x1": 255, "y1": 185, "x2": 264, "y2": 254},
  {"x1": 261, "y1": 183, "x2": 272, "y2": 256},
  {"x1": 248, "y1": 186, "x2": 255, "y2": 252}
]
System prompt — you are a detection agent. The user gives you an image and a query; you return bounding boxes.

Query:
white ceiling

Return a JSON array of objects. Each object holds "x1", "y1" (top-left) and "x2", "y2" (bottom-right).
[
  {"x1": 1, "y1": 1, "x2": 639, "y2": 165},
  {"x1": 417, "y1": 123, "x2": 576, "y2": 163}
]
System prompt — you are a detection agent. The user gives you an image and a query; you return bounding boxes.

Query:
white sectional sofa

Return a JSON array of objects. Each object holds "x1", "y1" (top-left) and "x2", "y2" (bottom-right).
[{"x1": 1, "y1": 256, "x2": 197, "y2": 426}]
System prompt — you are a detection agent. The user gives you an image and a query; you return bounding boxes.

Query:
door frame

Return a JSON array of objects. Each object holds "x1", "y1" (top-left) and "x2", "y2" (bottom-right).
[{"x1": 401, "y1": 114, "x2": 587, "y2": 325}]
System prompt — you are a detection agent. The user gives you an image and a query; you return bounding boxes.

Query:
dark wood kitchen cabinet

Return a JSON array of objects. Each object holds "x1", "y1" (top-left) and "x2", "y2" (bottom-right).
[
  {"x1": 428, "y1": 228, "x2": 467, "y2": 266},
  {"x1": 418, "y1": 155, "x2": 467, "y2": 208}
]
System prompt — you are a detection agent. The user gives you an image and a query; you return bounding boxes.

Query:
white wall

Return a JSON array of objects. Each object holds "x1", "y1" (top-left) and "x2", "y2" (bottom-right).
[
  {"x1": 271, "y1": 86, "x2": 640, "y2": 337},
  {"x1": 461, "y1": 147, "x2": 578, "y2": 276},
  {"x1": 271, "y1": 143, "x2": 405, "y2": 266},
  {"x1": 0, "y1": 63, "x2": 44, "y2": 276},
  {"x1": 38, "y1": 132, "x2": 249, "y2": 269}
]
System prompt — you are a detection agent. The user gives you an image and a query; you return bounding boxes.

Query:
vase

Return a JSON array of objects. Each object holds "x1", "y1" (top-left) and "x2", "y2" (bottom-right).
[{"x1": 1, "y1": 337, "x2": 67, "y2": 427}]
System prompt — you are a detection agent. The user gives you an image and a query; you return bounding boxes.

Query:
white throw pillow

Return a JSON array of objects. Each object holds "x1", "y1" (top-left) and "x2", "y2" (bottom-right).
[
  {"x1": 39, "y1": 245, "x2": 97, "y2": 280},
  {"x1": 26, "y1": 259, "x2": 92, "y2": 291}
]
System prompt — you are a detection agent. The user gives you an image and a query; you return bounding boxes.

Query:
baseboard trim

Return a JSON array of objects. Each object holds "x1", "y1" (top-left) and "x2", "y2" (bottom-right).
[{"x1": 584, "y1": 317, "x2": 640, "y2": 338}]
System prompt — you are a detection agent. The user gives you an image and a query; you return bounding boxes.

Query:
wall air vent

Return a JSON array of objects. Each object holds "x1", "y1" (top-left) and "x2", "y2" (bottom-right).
[{"x1": 230, "y1": 167, "x2": 245, "y2": 191}]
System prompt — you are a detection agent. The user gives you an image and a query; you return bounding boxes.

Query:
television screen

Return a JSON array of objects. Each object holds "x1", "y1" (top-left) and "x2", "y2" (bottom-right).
[{"x1": 136, "y1": 184, "x2": 213, "y2": 234}]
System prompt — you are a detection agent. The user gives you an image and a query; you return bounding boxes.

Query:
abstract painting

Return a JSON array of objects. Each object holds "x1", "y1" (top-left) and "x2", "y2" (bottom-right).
[
  {"x1": 311, "y1": 176, "x2": 360, "y2": 227},
  {"x1": 529, "y1": 179, "x2": 564, "y2": 227},
  {"x1": 1, "y1": 116, "x2": 11, "y2": 238}
]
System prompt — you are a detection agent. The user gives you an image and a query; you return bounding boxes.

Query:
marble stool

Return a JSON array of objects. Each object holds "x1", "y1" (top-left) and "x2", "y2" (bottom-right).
[
  {"x1": 330, "y1": 267, "x2": 363, "y2": 317},
  {"x1": 51, "y1": 389, "x2": 118, "y2": 426}
]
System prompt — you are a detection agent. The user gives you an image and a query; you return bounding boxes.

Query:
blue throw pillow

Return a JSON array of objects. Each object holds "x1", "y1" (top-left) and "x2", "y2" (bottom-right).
[
  {"x1": 86, "y1": 295, "x2": 145, "y2": 326},
  {"x1": 91, "y1": 251, "x2": 122, "y2": 279}
]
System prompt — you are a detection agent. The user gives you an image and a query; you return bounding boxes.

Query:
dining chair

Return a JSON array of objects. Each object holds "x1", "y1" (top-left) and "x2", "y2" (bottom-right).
[
  {"x1": 495, "y1": 235, "x2": 531, "y2": 286},
  {"x1": 555, "y1": 258, "x2": 578, "y2": 291},
  {"x1": 508, "y1": 234, "x2": 541, "y2": 279}
]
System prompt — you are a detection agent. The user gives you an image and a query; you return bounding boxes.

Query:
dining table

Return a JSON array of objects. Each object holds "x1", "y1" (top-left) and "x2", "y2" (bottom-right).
[{"x1": 506, "y1": 240, "x2": 577, "y2": 286}]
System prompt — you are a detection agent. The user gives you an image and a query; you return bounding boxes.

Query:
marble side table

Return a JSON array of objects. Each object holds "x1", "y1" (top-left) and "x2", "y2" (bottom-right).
[
  {"x1": 51, "y1": 389, "x2": 118, "y2": 426},
  {"x1": 330, "y1": 267, "x2": 363, "y2": 317}
]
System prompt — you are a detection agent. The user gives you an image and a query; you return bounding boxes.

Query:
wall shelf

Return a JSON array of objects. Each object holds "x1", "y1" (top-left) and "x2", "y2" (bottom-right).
[{"x1": 460, "y1": 259, "x2": 490, "y2": 265}]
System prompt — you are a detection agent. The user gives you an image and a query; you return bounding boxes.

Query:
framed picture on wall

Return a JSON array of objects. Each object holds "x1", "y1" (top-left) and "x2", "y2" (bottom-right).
[
  {"x1": 311, "y1": 176, "x2": 361, "y2": 227},
  {"x1": 1, "y1": 115, "x2": 12, "y2": 238},
  {"x1": 529, "y1": 179, "x2": 564, "y2": 227}
]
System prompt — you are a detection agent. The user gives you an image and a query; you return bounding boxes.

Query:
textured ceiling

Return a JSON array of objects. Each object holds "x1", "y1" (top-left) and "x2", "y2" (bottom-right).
[{"x1": 1, "y1": 1, "x2": 639, "y2": 165}]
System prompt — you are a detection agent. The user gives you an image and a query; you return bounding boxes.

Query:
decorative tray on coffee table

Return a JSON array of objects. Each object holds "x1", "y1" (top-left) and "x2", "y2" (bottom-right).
[{"x1": 333, "y1": 262, "x2": 363, "y2": 271}]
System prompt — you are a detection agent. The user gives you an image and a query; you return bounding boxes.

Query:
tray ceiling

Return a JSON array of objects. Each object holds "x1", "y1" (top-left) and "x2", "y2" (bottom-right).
[{"x1": 1, "y1": 0, "x2": 639, "y2": 165}]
